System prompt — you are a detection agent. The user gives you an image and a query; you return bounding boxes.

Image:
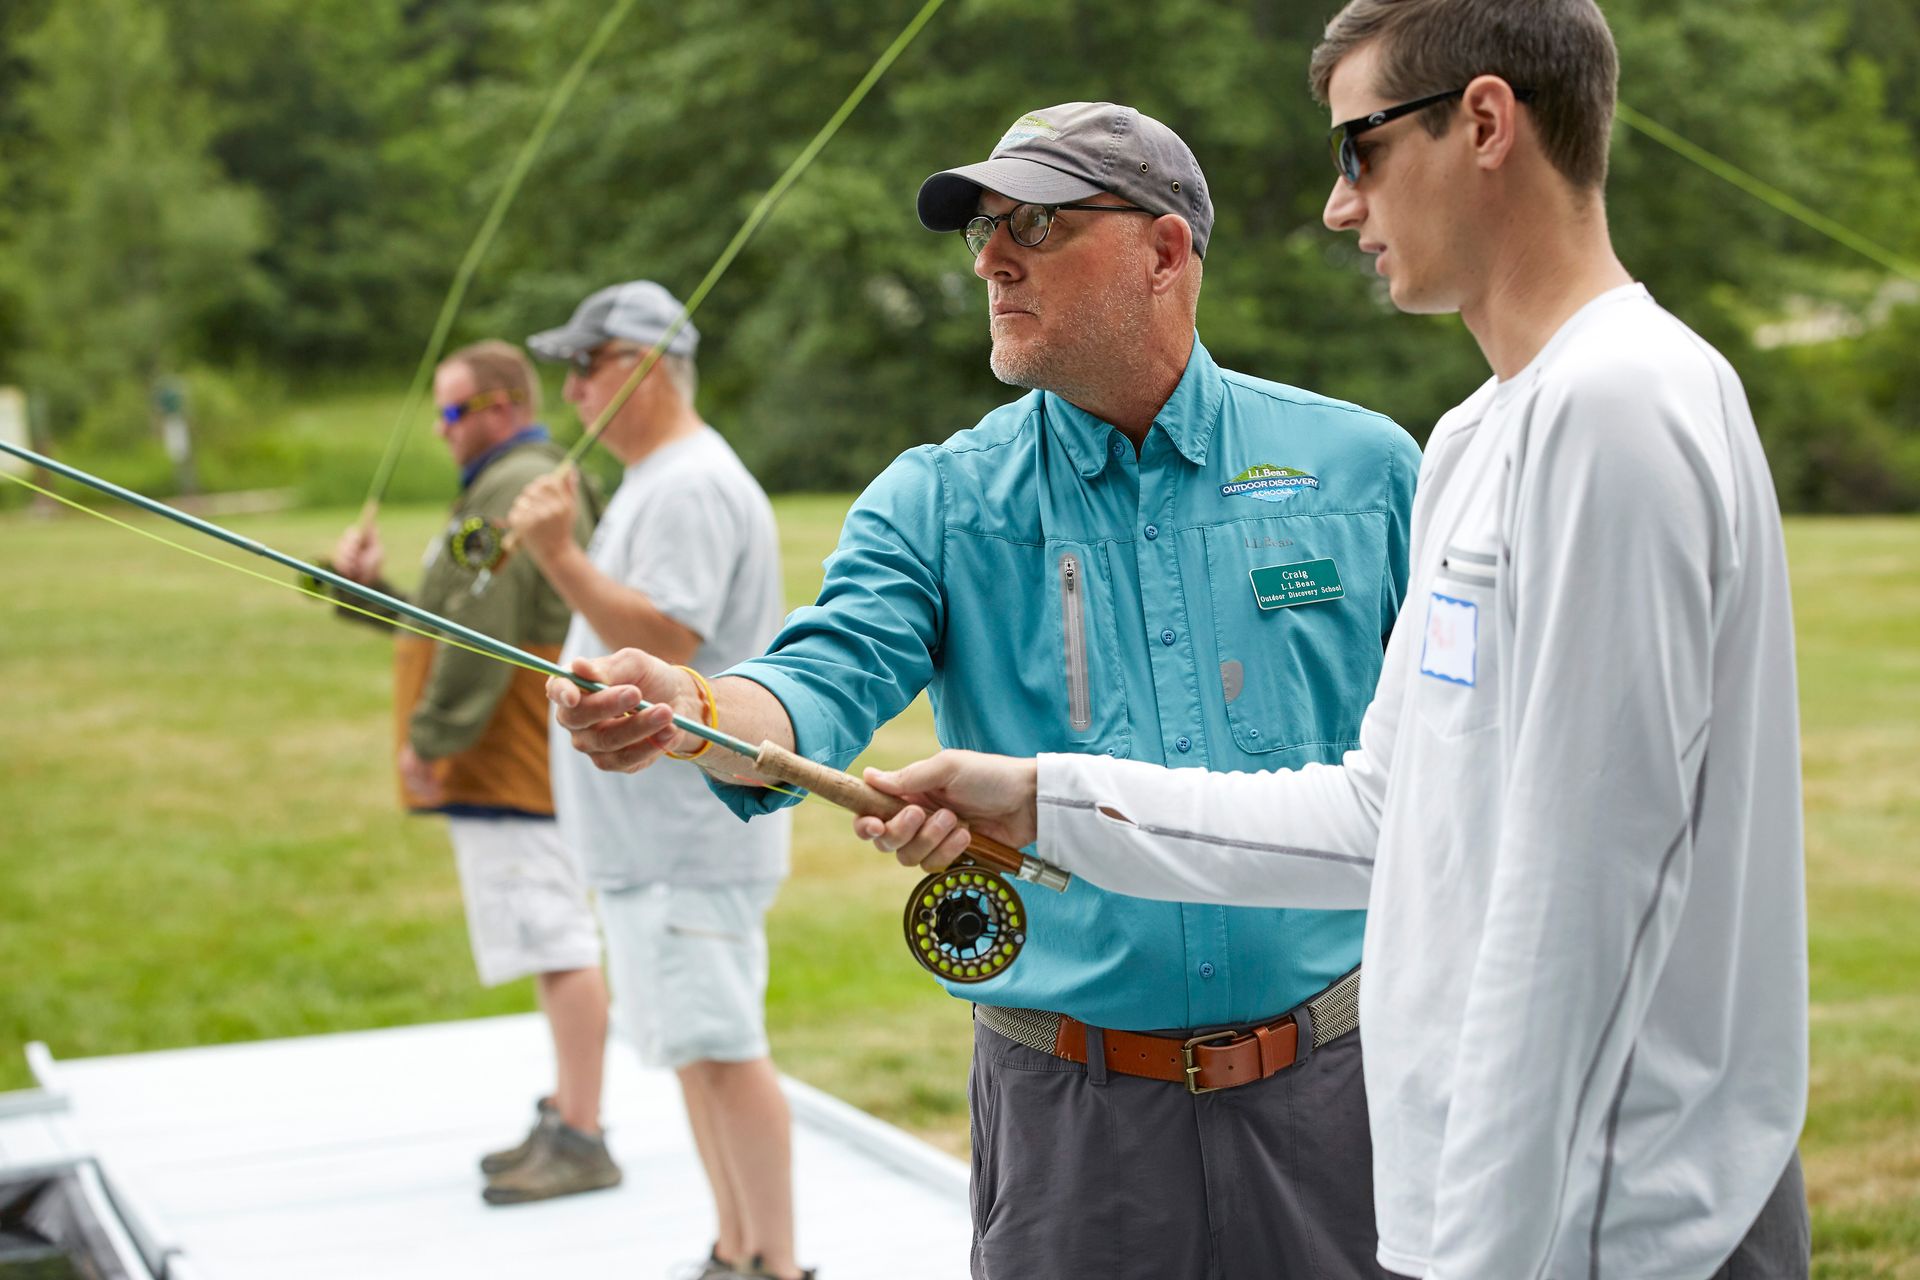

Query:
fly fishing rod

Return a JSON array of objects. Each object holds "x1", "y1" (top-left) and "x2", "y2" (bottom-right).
[{"x1": 3, "y1": 441, "x2": 1066, "y2": 983}]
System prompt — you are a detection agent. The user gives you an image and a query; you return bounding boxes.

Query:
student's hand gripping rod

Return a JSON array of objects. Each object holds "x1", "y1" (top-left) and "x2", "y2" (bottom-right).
[{"x1": 747, "y1": 742, "x2": 1069, "y2": 891}]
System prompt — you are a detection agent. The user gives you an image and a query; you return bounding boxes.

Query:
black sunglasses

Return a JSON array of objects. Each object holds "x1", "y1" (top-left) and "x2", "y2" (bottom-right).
[
  {"x1": 963, "y1": 201, "x2": 1151, "y2": 256},
  {"x1": 1328, "y1": 85, "x2": 1535, "y2": 184}
]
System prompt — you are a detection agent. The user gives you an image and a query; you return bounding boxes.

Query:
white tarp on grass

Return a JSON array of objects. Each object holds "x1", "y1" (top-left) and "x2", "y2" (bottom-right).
[{"x1": 29, "y1": 1014, "x2": 971, "y2": 1280}]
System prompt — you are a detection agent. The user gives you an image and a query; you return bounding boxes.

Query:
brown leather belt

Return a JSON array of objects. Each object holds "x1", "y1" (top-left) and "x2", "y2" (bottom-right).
[
  {"x1": 1055, "y1": 1013, "x2": 1298, "y2": 1094},
  {"x1": 975, "y1": 966, "x2": 1361, "y2": 1096}
]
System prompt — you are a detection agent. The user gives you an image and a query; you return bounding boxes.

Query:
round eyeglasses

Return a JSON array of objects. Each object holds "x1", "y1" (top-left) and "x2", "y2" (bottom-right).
[{"x1": 963, "y1": 202, "x2": 1151, "y2": 256}]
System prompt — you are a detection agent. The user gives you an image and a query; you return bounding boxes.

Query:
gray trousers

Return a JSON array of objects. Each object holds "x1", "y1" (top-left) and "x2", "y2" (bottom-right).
[
  {"x1": 968, "y1": 1017, "x2": 1387, "y2": 1280},
  {"x1": 1706, "y1": 1152, "x2": 1811, "y2": 1280}
]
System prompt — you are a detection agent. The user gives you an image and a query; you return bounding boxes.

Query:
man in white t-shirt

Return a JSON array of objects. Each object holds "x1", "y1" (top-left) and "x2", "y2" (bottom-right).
[
  {"x1": 841, "y1": 2, "x2": 1812, "y2": 1277},
  {"x1": 506, "y1": 281, "x2": 804, "y2": 1280}
]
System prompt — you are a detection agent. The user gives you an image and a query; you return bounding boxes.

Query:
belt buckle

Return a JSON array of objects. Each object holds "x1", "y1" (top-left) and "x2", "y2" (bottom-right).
[{"x1": 1181, "y1": 1029, "x2": 1238, "y2": 1095}]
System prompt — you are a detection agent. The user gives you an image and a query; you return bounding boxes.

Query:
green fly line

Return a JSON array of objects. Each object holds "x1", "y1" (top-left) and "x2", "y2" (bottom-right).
[
  {"x1": 0, "y1": 465, "x2": 805, "y2": 802},
  {"x1": 1616, "y1": 102, "x2": 1920, "y2": 285},
  {"x1": 359, "y1": 0, "x2": 645, "y2": 527},
  {"x1": 361, "y1": 0, "x2": 950, "y2": 528},
  {"x1": 7, "y1": 470, "x2": 558, "y2": 679}
]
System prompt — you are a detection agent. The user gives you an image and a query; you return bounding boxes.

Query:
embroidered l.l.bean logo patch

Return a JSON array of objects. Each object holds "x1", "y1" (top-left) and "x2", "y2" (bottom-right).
[{"x1": 1221, "y1": 463, "x2": 1320, "y2": 504}]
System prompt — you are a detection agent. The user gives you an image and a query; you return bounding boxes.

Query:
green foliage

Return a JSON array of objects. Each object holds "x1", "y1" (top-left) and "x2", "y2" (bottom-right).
[
  {"x1": 163, "y1": 0, "x2": 477, "y2": 366},
  {"x1": 1745, "y1": 304, "x2": 1920, "y2": 511},
  {"x1": 0, "y1": 0, "x2": 51, "y2": 372},
  {"x1": 0, "y1": 0, "x2": 1914, "y2": 506},
  {"x1": 4, "y1": 0, "x2": 266, "y2": 410},
  {"x1": 56, "y1": 366, "x2": 298, "y2": 498}
]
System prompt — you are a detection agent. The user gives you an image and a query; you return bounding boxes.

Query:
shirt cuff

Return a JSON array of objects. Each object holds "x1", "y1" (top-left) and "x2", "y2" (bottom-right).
[{"x1": 408, "y1": 706, "x2": 474, "y2": 761}]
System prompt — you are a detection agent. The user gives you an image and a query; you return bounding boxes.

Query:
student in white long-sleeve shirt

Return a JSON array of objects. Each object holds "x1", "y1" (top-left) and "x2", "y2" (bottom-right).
[{"x1": 845, "y1": 1, "x2": 1812, "y2": 1276}]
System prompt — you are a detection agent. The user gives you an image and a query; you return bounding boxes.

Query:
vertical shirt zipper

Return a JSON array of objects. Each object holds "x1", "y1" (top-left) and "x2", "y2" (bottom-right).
[{"x1": 1060, "y1": 551, "x2": 1092, "y2": 731}]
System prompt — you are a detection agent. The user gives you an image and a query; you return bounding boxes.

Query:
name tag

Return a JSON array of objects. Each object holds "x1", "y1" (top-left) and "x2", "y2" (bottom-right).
[
  {"x1": 1420, "y1": 592, "x2": 1477, "y2": 685},
  {"x1": 1249, "y1": 557, "x2": 1343, "y2": 610}
]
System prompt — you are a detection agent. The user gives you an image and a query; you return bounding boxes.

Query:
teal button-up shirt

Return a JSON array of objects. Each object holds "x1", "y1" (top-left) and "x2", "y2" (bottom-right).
[{"x1": 716, "y1": 338, "x2": 1420, "y2": 1029}]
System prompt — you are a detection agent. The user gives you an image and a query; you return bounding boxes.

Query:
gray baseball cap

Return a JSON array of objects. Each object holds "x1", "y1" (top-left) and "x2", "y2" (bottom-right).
[
  {"x1": 917, "y1": 102, "x2": 1214, "y2": 257},
  {"x1": 526, "y1": 280, "x2": 699, "y2": 362}
]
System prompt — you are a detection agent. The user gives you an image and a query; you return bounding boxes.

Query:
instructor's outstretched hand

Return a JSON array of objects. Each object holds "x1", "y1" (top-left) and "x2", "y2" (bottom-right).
[
  {"x1": 546, "y1": 648, "x2": 697, "y2": 773},
  {"x1": 855, "y1": 750, "x2": 1040, "y2": 873}
]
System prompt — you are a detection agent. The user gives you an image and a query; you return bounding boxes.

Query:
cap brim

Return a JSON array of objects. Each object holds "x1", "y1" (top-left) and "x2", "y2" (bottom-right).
[
  {"x1": 525, "y1": 324, "x2": 600, "y2": 362},
  {"x1": 916, "y1": 157, "x2": 1106, "y2": 231}
]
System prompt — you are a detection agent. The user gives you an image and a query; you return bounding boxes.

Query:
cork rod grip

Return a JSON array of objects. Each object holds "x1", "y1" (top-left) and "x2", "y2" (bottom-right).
[{"x1": 752, "y1": 741, "x2": 1028, "y2": 876}]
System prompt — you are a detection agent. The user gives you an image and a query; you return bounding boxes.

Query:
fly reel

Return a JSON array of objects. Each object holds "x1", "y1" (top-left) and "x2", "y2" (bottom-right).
[
  {"x1": 449, "y1": 515, "x2": 509, "y2": 572},
  {"x1": 902, "y1": 863, "x2": 1027, "y2": 983},
  {"x1": 740, "y1": 742, "x2": 1066, "y2": 987}
]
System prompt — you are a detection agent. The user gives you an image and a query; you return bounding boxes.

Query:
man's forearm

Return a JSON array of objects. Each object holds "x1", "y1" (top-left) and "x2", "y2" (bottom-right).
[
  {"x1": 1036, "y1": 753, "x2": 1379, "y2": 909},
  {"x1": 689, "y1": 675, "x2": 797, "y2": 786},
  {"x1": 535, "y1": 541, "x2": 700, "y2": 663}
]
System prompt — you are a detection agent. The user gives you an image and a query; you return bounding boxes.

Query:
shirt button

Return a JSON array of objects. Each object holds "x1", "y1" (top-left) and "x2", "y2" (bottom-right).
[
  {"x1": 1248, "y1": 727, "x2": 1261, "y2": 740},
  {"x1": 1175, "y1": 736, "x2": 1192, "y2": 753},
  {"x1": 1160, "y1": 629, "x2": 1176, "y2": 646},
  {"x1": 1199, "y1": 962, "x2": 1216, "y2": 979},
  {"x1": 1144, "y1": 524, "x2": 1159, "y2": 540},
  {"x1": 1104, "y1": 747, "x2": 1117, "y2": 756},
  {"x1": 1110, "y1": 437, "x2": 1126, "y2": 458}
]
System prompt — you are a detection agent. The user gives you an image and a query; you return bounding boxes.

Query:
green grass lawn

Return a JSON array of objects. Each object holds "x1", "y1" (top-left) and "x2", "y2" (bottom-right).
[{"x1": 1, "y1": 492, "x2": 1915, "y2": 1273}]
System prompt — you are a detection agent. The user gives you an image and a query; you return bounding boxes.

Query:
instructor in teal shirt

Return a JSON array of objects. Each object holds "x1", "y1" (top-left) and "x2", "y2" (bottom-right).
[
  {"x1": 551, "y1": 102, "x2": 1418, "y2": 1280},
  {"x1": 716, "y1": 337, "x2": 1411, "y2": 1030}
]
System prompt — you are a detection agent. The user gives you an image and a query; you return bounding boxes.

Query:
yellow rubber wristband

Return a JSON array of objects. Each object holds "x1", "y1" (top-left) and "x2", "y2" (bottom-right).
[{"x1": 664, "y1": 665, "x2": 717, "y2": 761}]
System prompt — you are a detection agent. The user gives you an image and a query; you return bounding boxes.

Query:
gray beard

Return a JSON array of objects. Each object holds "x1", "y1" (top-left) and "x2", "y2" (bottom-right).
[
  {"x1": 987, "y1": 288, "x2": 1151, "y2": 403},
  {"x1": 989, "y1": 343, "x2": 1104, "y2": 413},
  {"x1": 988, "y1": 341, "x2": 1050, "y2": 390}
]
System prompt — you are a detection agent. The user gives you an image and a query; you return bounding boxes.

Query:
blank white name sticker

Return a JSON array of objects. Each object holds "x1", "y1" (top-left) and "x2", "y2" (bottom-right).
[{"x1": 1420, "y1": 592, "x2": 1478, "y2": 686}]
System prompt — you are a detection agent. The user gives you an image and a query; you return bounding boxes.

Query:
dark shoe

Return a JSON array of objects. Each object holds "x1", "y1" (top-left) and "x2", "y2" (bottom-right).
[
  {"x1": 743, "y1": 1258, "x2": 816, "y2": 1280},
  {"x1": 478, "y1": 1097, "x2": 557, "y2": 1176},
  {"x1": 674, "y1": 1246, "x2": 741, "y2": 1279},
  {"x1": 482, "y1": 1122, "x2": 622, "y2": 1205}
]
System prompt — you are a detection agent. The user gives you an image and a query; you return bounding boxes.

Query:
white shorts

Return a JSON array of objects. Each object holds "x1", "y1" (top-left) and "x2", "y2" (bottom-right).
[
  {"x1": 597, "y1": 880, "x2": 782, "y2": 1069},
  {"x1": 446, "y1": 815, "x2": 602, "y2": 987}
]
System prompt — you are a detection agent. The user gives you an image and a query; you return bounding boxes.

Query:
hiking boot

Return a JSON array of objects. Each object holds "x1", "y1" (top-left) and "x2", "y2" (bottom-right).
[
  {"x1": 481, "y1": 1122, "x2": 622, "y2": 1205},
  {"x1": 673, "y1": 1246, "x2": 741, "y2": 1279},
  {"x1": 478, "y1": 1097, "x2": 557, "y2": 1176}
]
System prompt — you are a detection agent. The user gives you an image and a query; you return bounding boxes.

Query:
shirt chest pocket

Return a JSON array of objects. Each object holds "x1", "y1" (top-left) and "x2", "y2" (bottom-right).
[
  {"x1": 1412, "y1": 539, "x2": 1503, "y2": 740},
  {"x1": 1044, "y1": 541, "x2": 1131, "y2": 754},
  {"x1": 1201, "y1": 513, "x2": 1389, "y2": 755}
]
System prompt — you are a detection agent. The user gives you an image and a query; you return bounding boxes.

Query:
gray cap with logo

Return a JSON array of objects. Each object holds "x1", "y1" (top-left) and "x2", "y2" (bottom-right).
[
  {"x1": 917, "y1": 102, "x2": 1214, "y2": 257},
  {"x1": 526, "y1": 280, "x2": 699, "y2": 362}
]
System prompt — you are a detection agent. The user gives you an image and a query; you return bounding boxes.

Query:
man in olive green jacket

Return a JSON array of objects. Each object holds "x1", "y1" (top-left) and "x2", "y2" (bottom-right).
[{"x1": 329, "y1": 340, "x2": 617, "y2": 1205}]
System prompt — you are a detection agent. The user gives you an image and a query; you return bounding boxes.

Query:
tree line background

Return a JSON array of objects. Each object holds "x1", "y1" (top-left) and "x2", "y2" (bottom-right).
[{"x1": 1, "y1": 0, "x2": 1916, "y2": 511}]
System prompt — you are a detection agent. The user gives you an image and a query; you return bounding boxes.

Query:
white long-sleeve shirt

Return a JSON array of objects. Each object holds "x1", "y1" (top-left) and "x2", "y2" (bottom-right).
[{"x1": 1036, "y1": 285, "x2": 1807, "y2": 1280}]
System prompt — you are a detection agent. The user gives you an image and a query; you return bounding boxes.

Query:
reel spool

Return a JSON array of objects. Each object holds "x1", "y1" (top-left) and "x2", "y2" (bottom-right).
[
  {"x1": 902, "y1": 864, "x2": 1027, "y2": 983},
  {"x1": 449, "y1": 515, "x2": 509, "y2": 572}
]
